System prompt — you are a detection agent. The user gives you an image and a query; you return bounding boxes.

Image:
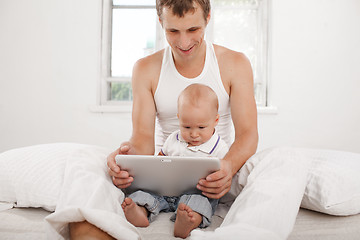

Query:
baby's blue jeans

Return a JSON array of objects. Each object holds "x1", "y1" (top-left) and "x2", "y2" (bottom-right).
[{"x1": 128, "y1": 189, "x2": 218, "y2": 228}]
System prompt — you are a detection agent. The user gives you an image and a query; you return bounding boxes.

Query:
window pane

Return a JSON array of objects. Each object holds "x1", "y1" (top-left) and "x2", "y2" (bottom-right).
[
  {"x1": 212, "y1": 0, "x2": 259, "y2": 7},
  {"x1": 111, "y1": 8, "x2": 157, "y2": 77},
  {"x1": 111, "y1": 82, "x2": 133, "y2": 101},
  {"x1": 211, "y1": 1, "x2": 259, "y2": 80},
  {"x1": 113, "y1": 0, "x2": 155, "y2": 6}
]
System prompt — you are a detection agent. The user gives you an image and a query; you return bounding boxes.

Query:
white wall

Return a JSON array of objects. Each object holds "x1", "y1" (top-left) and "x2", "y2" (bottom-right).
[
  {"x1": 259, "y1": 0, "x2": 360, "y2": 152},
  {"x1": 1, "y1": 0, "x2": 359, "y2": 153}
]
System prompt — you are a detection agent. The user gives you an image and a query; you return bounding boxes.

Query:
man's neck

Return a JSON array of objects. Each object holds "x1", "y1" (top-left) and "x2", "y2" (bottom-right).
[{"x1": 172, "y1": 42, "x2": 207, "y2": 78}]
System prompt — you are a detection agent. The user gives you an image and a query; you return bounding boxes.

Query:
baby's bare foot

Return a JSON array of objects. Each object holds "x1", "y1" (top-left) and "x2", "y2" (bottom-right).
[
  {"x1": 174, "y1": 203, "x2": 202, "y2": 239},
  {"x1": 121, "y1": 197, "x2": 149, "y2": 227}
]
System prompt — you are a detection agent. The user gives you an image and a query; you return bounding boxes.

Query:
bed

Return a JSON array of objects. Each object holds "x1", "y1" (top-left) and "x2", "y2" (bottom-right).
[
  {"x1": 1, "y1": 143, "x2": 360, "y2": 239},
  {"x1": 2, "y1": 206, "x2": 360, "y2": 240}
]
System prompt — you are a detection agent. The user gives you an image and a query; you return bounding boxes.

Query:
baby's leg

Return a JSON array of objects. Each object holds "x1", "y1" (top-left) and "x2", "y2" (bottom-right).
[
  {"x1": 121, "y1": 197, "x2": 149, "y2": 227},
  {"x1": 174, "y1": 203, "x2": 202, "y2": 239}
]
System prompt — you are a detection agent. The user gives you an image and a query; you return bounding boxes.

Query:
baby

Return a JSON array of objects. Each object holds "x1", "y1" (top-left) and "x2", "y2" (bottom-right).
[{"x1": 121, "y1": 83, "x2": 229, "y2": 238}]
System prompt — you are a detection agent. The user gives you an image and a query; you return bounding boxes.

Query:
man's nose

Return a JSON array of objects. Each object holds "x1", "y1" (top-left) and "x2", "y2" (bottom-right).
[{"x1": 178, "y1": 33, "x2": 191, "y2": 50}]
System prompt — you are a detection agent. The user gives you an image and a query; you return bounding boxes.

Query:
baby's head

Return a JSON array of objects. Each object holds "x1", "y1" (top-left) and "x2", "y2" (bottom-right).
[{"x1": 177, "y1": 84, "x2": 219, "y2": 146}]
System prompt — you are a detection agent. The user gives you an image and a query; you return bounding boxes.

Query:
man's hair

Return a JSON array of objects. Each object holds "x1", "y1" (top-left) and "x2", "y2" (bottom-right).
[{"x1": 156, "y1": 0, "x2": 211, "y2": 21}]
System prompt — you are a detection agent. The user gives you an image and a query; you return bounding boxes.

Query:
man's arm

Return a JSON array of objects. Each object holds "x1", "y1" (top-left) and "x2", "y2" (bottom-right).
[
  {"x1": 129, "y1": 56, "x2": 158, "y2": 154},
  {"x1": 225, "y1": 51, "x2": 258, "y2": 174},
  {"x1": 107, "y1": 51, "x2": 163, "y2": 188},
  {"x1": 197, "y1": 47, "x2": 258, "y2": 199}
]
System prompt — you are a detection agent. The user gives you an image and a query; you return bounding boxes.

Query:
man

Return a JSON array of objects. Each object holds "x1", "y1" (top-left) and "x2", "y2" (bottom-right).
[{"x1": 70, "y1": 0, "x2": 258, "y2": 238}]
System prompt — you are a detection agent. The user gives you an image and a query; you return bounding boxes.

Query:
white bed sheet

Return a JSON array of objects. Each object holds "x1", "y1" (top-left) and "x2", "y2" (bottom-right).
[
  {"x1": 0, "y1": 208, "x2": 48, "y2": 240},
  {"x1": 1, "y1": 207, "x2": 360, "y2": 240},
  {"x1": 289, "y1": 208, "x2": 360, "y2": 240}
]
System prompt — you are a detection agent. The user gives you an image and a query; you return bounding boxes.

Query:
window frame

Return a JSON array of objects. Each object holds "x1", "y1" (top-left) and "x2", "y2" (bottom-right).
[
  {"x1": 94, "y1": 0, "x2": 275, "y2": 113},
  {"x1": 99, "y1": 0, "x2": 137, "y2": 109}
]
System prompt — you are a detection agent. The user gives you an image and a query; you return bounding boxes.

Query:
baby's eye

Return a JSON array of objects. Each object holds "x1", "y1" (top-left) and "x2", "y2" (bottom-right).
[{"x1": 199, "y1": 126, "x2": 205, "y2": 129}]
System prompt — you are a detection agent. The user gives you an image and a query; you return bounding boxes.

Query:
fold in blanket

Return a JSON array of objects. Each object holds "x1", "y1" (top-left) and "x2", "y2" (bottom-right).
[
  {"x1": 0, "y1": 202, "x2": 14, "y2": 212},
  {"x1": 45, "y1": 146, "x2": 141, "y2": 240}
]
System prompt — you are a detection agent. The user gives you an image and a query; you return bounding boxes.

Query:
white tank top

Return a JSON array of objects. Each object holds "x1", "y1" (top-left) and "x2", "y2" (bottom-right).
[{"x1": 154, "y1": 41, "x2": 233, "y2": 153}]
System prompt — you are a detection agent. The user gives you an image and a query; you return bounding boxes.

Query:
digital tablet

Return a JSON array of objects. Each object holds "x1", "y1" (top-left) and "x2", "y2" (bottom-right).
[{"x1": 115, "y1": 155, "x2": 220, "y2": 196}]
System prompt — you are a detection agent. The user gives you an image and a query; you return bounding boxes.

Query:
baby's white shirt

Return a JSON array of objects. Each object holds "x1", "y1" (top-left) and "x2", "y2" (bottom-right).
[{"x1": 160, "y1": 130, "x2": 229, "y2": 159}]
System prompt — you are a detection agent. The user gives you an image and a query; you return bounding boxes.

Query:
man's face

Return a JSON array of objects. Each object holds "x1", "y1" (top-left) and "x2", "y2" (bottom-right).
[{"x1": 160, "y1": 3, "x2": 210, "y2": 60}]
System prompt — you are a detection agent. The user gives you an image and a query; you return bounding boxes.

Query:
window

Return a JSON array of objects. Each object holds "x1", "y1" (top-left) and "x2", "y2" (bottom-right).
[{"x1": 99, "y1": 0, "x2": 270, "y2": 110}]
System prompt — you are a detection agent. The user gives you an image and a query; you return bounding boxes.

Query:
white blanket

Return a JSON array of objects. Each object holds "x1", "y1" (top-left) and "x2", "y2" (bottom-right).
[
  {"x1": 46, "y1": 147, "x2": 311, "y2": 240},
  {"x1": 45, "y1": 146, "x2": 140, "y2": 240},
  {"x1": 190, "y1": 147, "x2": 310, "y2": 240}
]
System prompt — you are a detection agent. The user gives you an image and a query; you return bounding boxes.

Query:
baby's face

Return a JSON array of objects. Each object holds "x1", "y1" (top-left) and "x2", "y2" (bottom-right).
[{"x1": 178, "y1": 105, "x2": 218, "y2": 147}]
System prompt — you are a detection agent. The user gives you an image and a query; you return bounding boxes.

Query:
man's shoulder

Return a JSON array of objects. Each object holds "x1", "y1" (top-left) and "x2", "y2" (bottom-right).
[
  {"x1": 213, "y1": 44, "x2": 249, "y2": 65},
  {"x1": 132, "y1": 49, "x2": 165, "y2": 91},
  {"x1": 134, "y1": 49, "x2": 165, "y2": 71},
  {"x1": 213, "y1": 43, "x2": 253, "y2": 89}
]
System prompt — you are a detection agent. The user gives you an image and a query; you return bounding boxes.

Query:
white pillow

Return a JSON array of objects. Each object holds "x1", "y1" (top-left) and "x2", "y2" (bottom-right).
[
  {"x1": 0, "y1": 143, "x2": 110, "y2": 212},
  {"x1": 239, "y1": 147, "x2": 360, "y2": 216},
  {"x1": 300, "y1": 148, "x2": 360, "y2": 216}
]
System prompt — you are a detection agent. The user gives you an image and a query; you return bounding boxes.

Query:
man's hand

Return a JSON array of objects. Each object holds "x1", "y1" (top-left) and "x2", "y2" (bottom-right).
[
  {"x1": 197, "y1": 159, "x2": 233, "y2": 199},
  {"x1": 107, "y1": 142, "x2": 135, "y2": 189}
]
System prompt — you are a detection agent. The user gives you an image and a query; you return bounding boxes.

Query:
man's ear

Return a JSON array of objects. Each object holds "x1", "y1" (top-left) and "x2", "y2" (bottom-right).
[
  {"x1": 206, "y1": 11, "x2": 211, "y2": 25},
  {"x1": 159, "y1": 17, "x2": 163, "y2": 27}
]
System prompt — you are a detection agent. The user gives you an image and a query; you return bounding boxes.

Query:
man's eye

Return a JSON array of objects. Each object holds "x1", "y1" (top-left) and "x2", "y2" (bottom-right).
[{"x1": 188, "y1": 28, "x2": 199, "y2": 32}]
